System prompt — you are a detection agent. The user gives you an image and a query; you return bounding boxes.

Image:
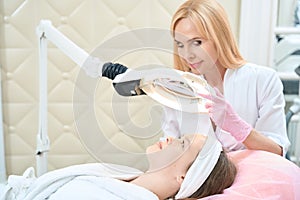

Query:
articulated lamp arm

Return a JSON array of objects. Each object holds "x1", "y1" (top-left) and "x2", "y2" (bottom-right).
[{"x1": 36, "y1": 20, "x2": 104, "y2": 78}]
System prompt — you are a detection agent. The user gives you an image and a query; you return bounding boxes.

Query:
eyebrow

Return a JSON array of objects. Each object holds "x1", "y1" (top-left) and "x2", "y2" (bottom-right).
[{"x1": 174, "y1": 37, "x2": 203, "y2": 43}]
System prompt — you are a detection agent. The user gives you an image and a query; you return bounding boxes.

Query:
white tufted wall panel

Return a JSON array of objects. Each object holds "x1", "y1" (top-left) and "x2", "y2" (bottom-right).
[{"x1": 0, "y1": 0, "x2": 240, "y2": 176}]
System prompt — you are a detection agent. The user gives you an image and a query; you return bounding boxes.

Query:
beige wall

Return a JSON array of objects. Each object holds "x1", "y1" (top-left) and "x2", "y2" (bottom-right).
[{"x1": 0, "y1": 0, "x2": 241, "y2": 176}]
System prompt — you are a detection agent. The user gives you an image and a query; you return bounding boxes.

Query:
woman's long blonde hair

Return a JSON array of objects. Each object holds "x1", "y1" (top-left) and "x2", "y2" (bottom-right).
[{"x1": 171, "y1": 0, "x2": 246, "y2": 71}]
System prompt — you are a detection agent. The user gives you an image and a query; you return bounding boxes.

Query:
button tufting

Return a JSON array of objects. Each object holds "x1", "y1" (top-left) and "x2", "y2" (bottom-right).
[
  {"x1": 6, "y1": 72, "x2": 12, "y2": 79},
  {"x1": 9, "y1": 126, "x2": 15, "y2": 132},
  {"x1": 60, "y1": 16, "x2": 68, "y2": 24},
  {"x1": 4, "y1": 16, "x2": 9, "y2": 23},
  {"x1": 63, "y1": 125, "x2": 70, "y2": 132},
  {"x1": 117, "y1": 17, "x2": 126, "y2": 25},
  {"x1": 62, "y1": 72, "x2": 70, "y2": 79}
]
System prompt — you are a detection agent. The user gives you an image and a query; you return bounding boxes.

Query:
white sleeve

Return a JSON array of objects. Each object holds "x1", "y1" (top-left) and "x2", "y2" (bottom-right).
[
  {"x1": 223, "y1": 66, "x2": 290, "y2": 155},
  {"x1": 255, "y1": 70, "x2": 290, "y2": 155}
]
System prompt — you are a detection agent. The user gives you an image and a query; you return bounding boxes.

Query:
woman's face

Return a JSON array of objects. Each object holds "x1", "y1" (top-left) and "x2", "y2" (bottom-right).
[
  {"x1": 146, "y1": 134, "x2": 207, "y2": 172},
  {"x1": 174, "y1": 18, "x2": 219, "y2": 75}
]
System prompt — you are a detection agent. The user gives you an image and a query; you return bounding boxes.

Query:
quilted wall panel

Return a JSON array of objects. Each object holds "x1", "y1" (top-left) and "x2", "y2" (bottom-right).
[{"x1": 0, "y1": 0, "x2": 241, "y2": 176}]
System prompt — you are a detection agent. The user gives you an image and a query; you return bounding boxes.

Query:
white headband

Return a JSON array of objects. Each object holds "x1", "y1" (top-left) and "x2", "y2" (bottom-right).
[{"x1": 175, "y1": 126, "x2": 223, "y2": 199}]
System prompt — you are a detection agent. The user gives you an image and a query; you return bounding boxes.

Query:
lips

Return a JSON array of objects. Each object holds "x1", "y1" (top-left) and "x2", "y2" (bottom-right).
[{"x1": 189, "y1": 61, "x2": 202, "y2": 69}]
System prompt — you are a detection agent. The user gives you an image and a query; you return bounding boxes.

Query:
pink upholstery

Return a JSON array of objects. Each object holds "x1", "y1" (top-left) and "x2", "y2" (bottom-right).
[{"x1": 200, "y1": 150, "x2": 300, "y2": 200}]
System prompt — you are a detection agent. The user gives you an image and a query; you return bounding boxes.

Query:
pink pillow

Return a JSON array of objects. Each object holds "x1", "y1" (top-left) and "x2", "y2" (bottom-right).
[{"x1": 200, "y1": 150, "x2": 300, "y2": 200}]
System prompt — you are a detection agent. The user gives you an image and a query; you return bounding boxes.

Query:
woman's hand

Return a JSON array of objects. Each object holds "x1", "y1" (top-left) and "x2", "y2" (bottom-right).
[{"x1": 200, "y1": 88, "x2": 253, "y2": 142}]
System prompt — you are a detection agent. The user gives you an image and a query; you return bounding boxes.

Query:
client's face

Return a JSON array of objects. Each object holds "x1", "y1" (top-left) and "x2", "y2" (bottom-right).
[{"x1": 146, "y1": 134, "x2": 206, "y2": 171}]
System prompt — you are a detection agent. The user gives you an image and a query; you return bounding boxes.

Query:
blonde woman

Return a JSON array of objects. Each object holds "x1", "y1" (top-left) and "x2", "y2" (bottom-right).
[{"x1": 162, "y1": 0, "x2": 290, "y2": 156}]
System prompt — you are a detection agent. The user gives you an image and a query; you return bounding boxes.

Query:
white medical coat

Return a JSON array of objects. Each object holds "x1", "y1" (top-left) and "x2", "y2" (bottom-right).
[{"x1": 162, "y1": 63, "x2": 291, "y2": 155}]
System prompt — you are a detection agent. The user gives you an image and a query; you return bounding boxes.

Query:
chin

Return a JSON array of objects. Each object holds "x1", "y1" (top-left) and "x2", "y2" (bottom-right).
[{"x1": 191, "y1": 69, "x2": 202, "y2": 75}]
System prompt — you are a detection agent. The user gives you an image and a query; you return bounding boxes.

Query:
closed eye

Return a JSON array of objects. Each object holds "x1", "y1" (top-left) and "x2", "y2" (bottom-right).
[{"x1": 181, "y1": 139, "x2": 185, "y2": 148}]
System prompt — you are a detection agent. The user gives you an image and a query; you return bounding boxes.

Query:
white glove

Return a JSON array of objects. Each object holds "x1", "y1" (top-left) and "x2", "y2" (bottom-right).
[{"x1": 82, "y1": 56, "x2": 104, "y2": 78}]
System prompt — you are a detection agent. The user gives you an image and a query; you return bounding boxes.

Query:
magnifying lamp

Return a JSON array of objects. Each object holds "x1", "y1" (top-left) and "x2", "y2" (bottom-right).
[{"x1": 102, "y1": 62, "x2": 212, "y2": 114}]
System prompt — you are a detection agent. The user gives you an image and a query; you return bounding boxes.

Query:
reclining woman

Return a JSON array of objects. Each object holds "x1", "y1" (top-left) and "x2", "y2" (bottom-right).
[{"x1": 3, "y1": 132, "x2": 236, "y2": 200}]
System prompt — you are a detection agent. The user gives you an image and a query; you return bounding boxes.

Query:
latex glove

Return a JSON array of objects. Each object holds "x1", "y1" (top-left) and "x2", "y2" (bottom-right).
[
  {"x1": 82, "y1": 56, "x2": 104, "y2": 78},
  {"x1": 200, "y1": 87, "x2": 252, "y2": 142}
]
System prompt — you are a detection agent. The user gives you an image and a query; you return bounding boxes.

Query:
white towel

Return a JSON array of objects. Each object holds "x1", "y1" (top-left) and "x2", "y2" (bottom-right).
[
  {"x1": 1, "y1": 167, "x2": 36, "y2": 200},
  {"x1": 2, "y1": 163, "x2": 158, "y2": 200}
]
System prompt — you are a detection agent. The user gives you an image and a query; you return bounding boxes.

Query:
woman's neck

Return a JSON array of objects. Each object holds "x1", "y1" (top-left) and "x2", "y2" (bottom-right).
[
  {"x1": 204, "y1": 65, "x2": 226, "y2": 93},
  {"x1": 130, "y1": 172, "x2": 177, "y2": 200}
]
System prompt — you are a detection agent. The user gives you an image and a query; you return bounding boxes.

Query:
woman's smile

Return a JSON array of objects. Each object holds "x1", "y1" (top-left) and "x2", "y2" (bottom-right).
[{"x1": 189, "y1": 61, "x2": 203, "y2": 69}]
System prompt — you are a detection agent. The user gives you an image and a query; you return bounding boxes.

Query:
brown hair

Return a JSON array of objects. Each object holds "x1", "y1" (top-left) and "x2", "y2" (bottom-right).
[
  {"x1": 170, "y1": 0, "x2": 246, "y2": 72},
  {"x1": 188, "y1": 151, "x2": 237, "y2": 198}
]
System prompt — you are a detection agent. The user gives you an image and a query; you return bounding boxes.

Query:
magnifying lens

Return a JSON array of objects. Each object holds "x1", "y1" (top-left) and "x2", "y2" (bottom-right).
[{"x1": 102, "y1": 62, "x2": 212, "y2": 113}]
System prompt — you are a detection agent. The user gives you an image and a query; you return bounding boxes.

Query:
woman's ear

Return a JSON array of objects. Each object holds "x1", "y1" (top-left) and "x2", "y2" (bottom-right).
[{"x1": 176, "y1": 174, "x2": 185, "y2": 185}]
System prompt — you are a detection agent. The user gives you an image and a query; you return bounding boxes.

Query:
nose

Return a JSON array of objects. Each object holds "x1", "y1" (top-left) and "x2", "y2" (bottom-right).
[
  {"x1": 166, "y1": 137, "x2": 173, "y2": 144},
  {"x1": 181, "y1": 47, "x2": 196, "y2": 63},
  {"x1": 187, "y1": 50, "x2": 196, "y2": 61}
]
